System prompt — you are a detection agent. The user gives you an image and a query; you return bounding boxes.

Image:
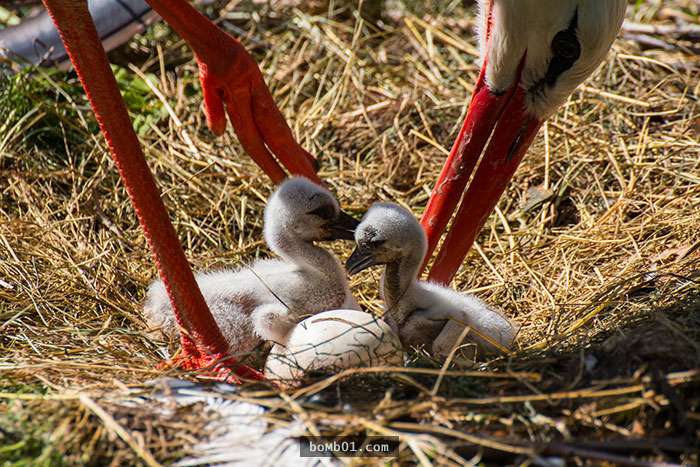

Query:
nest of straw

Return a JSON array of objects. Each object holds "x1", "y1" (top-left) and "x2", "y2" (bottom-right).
[{"x1": 1, "y1": 0, "x2": 699, "y2": 464}]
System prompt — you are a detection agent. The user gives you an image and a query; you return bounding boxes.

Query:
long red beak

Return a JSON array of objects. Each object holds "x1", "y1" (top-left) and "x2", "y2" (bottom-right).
[{"x1": 421, "y1": 55, "x2": 542, "y2": 284}]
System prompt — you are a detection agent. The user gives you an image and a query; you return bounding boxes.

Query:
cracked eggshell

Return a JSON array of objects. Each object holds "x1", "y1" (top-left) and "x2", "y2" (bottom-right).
[{"x1": 264, "y1": 309, "x2": 404, "y2": 385}]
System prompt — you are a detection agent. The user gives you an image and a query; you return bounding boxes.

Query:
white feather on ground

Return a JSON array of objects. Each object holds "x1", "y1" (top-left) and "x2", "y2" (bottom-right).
[{"x1": 122, "y1": 378, "x2": 336, "y2": 467}]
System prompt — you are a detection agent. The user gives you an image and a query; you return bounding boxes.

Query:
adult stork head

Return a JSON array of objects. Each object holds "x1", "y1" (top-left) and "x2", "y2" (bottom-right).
[
  {"x1": 422, "y1": 0, "x2": 626, "y2": 283},
  {"x1": 477, "y1": 0, "x2": 626, "y2": 118}
]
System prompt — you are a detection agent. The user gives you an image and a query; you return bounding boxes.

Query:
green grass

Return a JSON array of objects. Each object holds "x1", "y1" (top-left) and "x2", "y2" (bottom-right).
[{"x1": 0, "y1": 385, "x2": 64, "y2": 467}]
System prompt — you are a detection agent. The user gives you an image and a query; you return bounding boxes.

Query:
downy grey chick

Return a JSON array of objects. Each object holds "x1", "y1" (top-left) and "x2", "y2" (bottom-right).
[
  {"x1": 347, "y1": 203, "x2": 517, "y2": 358},
  {"x1": 144, "y1": 177, "x2": 361, "y2": 357}
]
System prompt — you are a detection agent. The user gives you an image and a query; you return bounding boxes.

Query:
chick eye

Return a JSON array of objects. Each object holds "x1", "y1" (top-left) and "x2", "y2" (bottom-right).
[
  {"x1": 551, "y1": 30, "x2": 580, "y2": 62},
  {"x1": 308, "y1": 204, "x2": 336, "y2": 220},
  {"x1": 367, "y1": 239, "x2": 385, "y2": 249}
]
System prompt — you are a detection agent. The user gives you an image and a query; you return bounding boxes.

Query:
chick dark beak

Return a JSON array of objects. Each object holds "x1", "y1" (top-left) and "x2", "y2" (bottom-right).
[
  {"x1": 346, "y1": 246, "x2": 380, "y2": 275},
  {"x1": 325, "y1": 210, "x2": 360, "y2": 241}
]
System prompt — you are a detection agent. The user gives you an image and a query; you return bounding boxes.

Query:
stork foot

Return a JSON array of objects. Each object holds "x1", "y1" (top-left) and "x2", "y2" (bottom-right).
[
  {"x1": 144, "y1": 0, "x2": 319, "y2": 183},
  {"x1": 196, "y1": 49, "x2": 321, "y2": 183},
  {"x1": 158, "y1": 348, "x2": 265, "y2": 384}
]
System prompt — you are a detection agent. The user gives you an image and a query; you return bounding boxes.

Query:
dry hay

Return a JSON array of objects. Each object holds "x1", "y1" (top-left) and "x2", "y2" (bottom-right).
[{"x1": 1, "y1": 0, "x2": 699, "y2": 465}]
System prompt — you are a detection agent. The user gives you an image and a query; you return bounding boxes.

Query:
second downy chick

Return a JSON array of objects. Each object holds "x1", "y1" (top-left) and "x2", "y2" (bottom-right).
[{"x1": 347, "y1": 202, "x2": 517, "y2": 359}]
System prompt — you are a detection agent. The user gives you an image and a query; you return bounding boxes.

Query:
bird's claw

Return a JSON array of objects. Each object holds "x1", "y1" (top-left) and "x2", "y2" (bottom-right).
[
  {"x1": 158, "y1": 347, "x2": 265, "y2": 385},
  {"x1": 195, "y1": 39, "x2": 320, "y2": 183}
]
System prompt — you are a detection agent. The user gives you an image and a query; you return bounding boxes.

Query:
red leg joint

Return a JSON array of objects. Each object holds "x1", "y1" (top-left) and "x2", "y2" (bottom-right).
[{"x1": 42, "y1": 0, "x2": 262, "y2": 383}]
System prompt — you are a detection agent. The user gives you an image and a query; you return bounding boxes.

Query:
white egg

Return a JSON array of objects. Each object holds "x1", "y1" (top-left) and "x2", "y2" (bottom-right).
[{"x1": 264, "y1": 309, "x2": 404, "y2": 385}]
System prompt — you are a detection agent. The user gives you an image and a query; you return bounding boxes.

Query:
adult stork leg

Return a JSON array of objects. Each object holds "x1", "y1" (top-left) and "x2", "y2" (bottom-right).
[
  {"x1": 41, "y1": 0, "x2": 262, "y2": 382},
  {"x1": 145, "y1": 0, "x2": 320, "y2": 183}
]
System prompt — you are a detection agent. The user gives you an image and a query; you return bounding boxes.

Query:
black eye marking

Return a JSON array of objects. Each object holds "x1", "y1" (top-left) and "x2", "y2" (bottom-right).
[
  {"x1": 544, "y1": 8, "x2": 580, "y2": 86},
  {"x1": 309, "y1": 204, "x2": 336, "y2": 220},
  {"x1": 360, "y1": 227, "x2": 384, "y2": 249},
  {"x1": 363, "y1": 226, "x2": 377, "y2": 238},
  {"x1": 529, "y1": 8, "x2": 581, "y2": 95}
]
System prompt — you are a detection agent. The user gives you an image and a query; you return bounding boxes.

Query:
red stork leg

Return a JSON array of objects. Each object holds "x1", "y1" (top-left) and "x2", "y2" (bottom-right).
[
  {"x1": 144, "y1": 0, "x2": 320, "y2": 183},
  {"x1": 420, "y1": 6, "x2": 501, "y2": 267},
  {"x1": 41, "y1": 0, "x2": 262, "y2": 382},
  {"x1": 427, "y1": 85, "x2": 541, "y2": 284}
]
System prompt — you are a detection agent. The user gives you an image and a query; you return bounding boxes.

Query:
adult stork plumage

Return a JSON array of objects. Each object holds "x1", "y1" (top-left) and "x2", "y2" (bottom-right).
[
  {"x1": 38, "y1": 0, "x2": 625, "y2": 377},
  {"x1": 422, "y1": 0, "x2": 626, "y2": 283}
]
